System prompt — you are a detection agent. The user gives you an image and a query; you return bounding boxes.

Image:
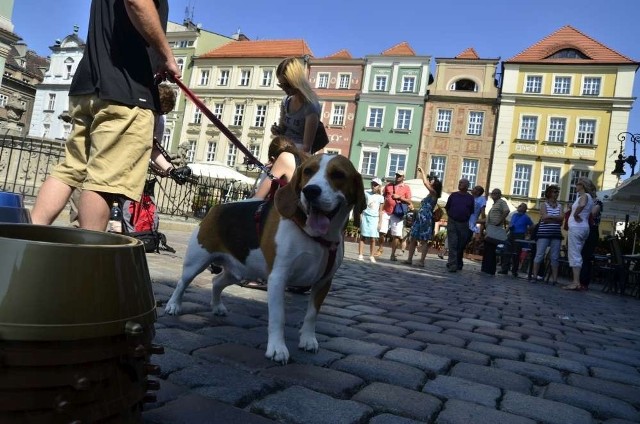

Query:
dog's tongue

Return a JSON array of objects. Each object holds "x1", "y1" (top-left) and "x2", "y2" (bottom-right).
[{"x1": 307, "y1": 210, "x2": 330, "y2": 235}]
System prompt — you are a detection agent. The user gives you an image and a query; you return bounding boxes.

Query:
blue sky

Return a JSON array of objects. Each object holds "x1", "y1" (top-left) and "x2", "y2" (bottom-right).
[{"x1": 11, "y1": 0, "x2": 640, "y2": 157}]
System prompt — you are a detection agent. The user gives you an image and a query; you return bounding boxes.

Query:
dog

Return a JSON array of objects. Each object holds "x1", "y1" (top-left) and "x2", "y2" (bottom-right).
[{"x1": 165, "y1": 154, "x2": 366, "y2": 363}]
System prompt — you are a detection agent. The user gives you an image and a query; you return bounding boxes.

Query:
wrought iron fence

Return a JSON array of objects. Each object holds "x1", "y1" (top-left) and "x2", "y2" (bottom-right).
[{"x1": 0, "y1": 134, "x2": 254, "y2": 219}]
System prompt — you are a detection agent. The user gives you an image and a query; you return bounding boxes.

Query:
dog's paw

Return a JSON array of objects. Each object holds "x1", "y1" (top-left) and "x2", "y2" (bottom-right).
[
  {"x1": 298, "y1": 335, "x2": 319, "y2": 353},
  {"x1": 164, "y1": 302, "x2": 182, "y2": 315},
  {"x1": 211, "y1": 303, "x2": 228, "y2": 316},
  {"x1": 265, "y1": 342, "x2": 290, "y2": 364}
]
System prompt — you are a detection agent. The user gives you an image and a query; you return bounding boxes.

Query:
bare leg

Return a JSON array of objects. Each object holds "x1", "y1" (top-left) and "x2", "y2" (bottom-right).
[
  {"x1": 390, "y1": 237, "x2": 400, "y2": 258},
  {"x1": 31, "y1": 177, "x2": 74, "y2": 225},
  {"x1": 405, "y1": 239, "x2": 417, "y2": 262},
  {"x1": 358, "y1": 239, "x2": 365, "y2": 256},
  {"x1": 369, "y1": 239, "x2": 376, "y2": 257},
  {"x1": 77, "y1": 190, "x2": 110, "y2": 231},
  {"x1": 420, "y1": 242, "x2": 428, "y2": 262}
]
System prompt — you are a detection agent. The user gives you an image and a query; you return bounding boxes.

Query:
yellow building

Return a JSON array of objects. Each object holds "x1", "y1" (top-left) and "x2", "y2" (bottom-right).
[{"x1": 490, "y1": 26, "x2": 638, "y2": 216}]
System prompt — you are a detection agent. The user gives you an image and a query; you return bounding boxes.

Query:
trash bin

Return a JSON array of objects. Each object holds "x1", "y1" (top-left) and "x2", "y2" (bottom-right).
[{"x1": 0, "y1": 224, "x2": 162, "y2": 423}]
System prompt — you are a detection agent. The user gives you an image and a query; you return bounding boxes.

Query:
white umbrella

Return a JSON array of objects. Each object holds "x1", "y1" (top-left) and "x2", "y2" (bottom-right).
[{"x1": 187, "y1": 162, "x2": 256, "y2": 185}]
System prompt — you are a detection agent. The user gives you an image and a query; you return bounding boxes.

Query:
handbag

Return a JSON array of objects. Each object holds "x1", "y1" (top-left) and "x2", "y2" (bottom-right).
[
  {"x1": 485, "y1": 224, "x2": 508, "y2": 244},
  {"x1": 433, "y1": 205, "x2": 444, "y2": 222},
  {"x1": 393, "y1": 201, "x2": 408, "y2": 218},
  {"x1": 311, "y1": 121, "x2": 329, "y2": 153}
]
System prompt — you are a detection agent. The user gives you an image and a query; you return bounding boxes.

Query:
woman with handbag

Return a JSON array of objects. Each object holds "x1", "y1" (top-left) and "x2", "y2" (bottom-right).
[
  {"x1": 481, "y1": 189, "x2": 510, "y2": 275},
  {"x1": 403, "y1": 167, "x2": 442, "y2": 267},
  {"x1": 531, "y1": 185, "x2": 563, "y2": 283},
  {"x1": 563, "y1": 178, "x2": 595, "y2": 291}
]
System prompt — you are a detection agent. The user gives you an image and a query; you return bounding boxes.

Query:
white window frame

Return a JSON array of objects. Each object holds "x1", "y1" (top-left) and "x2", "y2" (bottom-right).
[
  {"x1": 401, "y1": 75, "x2": 416, "y2": 93},
  {"x1": 226, "y1": 144, "x2": 238, "y2": 167},
  {"x1": 42, "y1": 123, "x2": 50, "y2": 138},
  {"x1": 47, "y1": 93, "x2": 56, "y2": 110},
  {"x1": 206, "y1": 141, "x2": 217, "y2": 162},
  {"x1": 367, "y1": 107, "x2": 384, "y2": 129},
  {"x1": 331, "y1": 103, "x2": 346, "y2": 126},
  {"x1": 232, "y1": 104, "x2": 245, "y2": 126},
  {"x1": 317, "y1": 73, "x2": 329, "y2": 89},
  {"x1": 395, "y1": 108, "x2": 412, "y2": 131},
  {"x1": 467, "y1": 111, "x2": 484, "y2": 136},
  {"x1": 176, "y1": 57, "x2": 185, "y2": 77},
  {"x1": 512, "y1": 164, "x2": 532, "y2": 197},
  {"x1": 386, "y1": 148, "x2": 408, "y2": 178},
  {"x1": 187, "y1": 140, "x2": 196, "y2": 163},
  {"x1": 193, "y1": 108, "x2": 202, "y2": 124},
  {"x1": 576, "y1": 118, "x2": 596, "y2": 145},
  {"x1": 217, "y1": 69, "x2": 230, "y2": 86},
  {"x1": 161, "y1": 128, "x2": 172, "y2": 150},
  {"x1": 540, "y1": 166, "x2": 561, "y2": 198},
  {"x1": 199, "y1": 69, "x2": 210, "y2": 86},
  {"x1": 553, "y1": 75, "x2": 572, "y2": 95},
  {"x1": 519, "y1": 115, "x2": 538, "y2": 140},
  {"x1": 436, "y1": 109, "x2": 452, "y2": 133},
  {"x1": 239, "y1": 69, "x2": 251, "y2": 86},
  {"x1": 359, "y1": 144, "x2": 380, "y2": 177},
  {"x1": 254, "y1": 104, "x2": 267, "y2": 127},
  {"x1": 337, "y1": 73, "x2": 350, "y2": 89},
  {"x1": 568, "y1": 169, "x2": 591, "y2": 202},
  {"x1": 213, "y1": 103, "x2": 223, "y2": 120},
  {"x1": 374, "y1": 75, "x2": 387, "y2": 91},
  {"x1": 547, "y1": 117, "x2": 567, "y2": 143},
  {"x1": 261, "y1": 69, "x2": 273, "y2": 87},
  {"x1": 429, "y1": 156, "x2": 446, "y2": 182},
  {"x1": 0, "y1": 94, "x2": 7, "y2": 107},
  {"x1": 582, "y1": 76, "x2": 601, "y2": 96},
  {"x1": 524, "y1": 75, "x2": 543, "y2": 93},
  {"x1": 461, "y1": 159, "x2": 479, "y2": 187}
]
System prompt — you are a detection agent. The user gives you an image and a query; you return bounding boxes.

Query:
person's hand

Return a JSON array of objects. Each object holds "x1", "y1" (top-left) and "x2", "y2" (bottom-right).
[
  {"x1": 169, "y1": 166, "x2": 193, "y2": 185},
  {"x1": 157, "y1": 58, "x2": 181, "y2": 82}
]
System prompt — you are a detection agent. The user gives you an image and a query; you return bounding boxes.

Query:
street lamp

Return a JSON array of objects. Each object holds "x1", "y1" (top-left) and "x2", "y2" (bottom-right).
[{"x1": 611, "y1": 132, "x2": 639, "y2": 177}]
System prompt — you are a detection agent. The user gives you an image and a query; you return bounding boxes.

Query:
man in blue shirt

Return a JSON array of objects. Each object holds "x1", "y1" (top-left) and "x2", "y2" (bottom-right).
[{"x1": 499, "y1": 203, "x2": 533, "y2": 276}]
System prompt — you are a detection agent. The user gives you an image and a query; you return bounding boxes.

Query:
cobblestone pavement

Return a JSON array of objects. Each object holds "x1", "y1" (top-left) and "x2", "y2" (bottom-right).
[{"x1": 142, "y1": 227, "x2": 640, "y2": 424}]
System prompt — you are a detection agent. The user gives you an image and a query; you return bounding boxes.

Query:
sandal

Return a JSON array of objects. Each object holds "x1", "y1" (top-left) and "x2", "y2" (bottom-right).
[
  {"x1": 242, "y1": 280, "x2": 268, "y2": 291},
  {"x1": 562, "y1": 284, "x2": 581, "y2": 291}
]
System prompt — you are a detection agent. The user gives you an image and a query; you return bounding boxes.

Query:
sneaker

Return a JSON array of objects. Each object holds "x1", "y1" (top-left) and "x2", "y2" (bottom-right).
[
  {"x1": 370, "y1": 256, "x2": 377, "y2": 263},
  {"x1": 358, "y1": 255, "x2": 364, "y2": 261}
]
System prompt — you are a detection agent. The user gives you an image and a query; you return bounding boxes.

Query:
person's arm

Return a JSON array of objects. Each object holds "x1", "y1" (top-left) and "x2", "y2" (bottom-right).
[
  {"x1": 417, "y1": 166, "x2": 436, "y2": 196},
  {"x1": 253, "y1": 152, "x2": 296, "y2": 199},
  {"x1": 301, "y1": 112, "x2": 319, "y2": 153},
  {"x1": 377, "y1": 201, "x2": 384, "y2": 230},
  {"x1": 123, "y1": 0, "x2": 180, "y2": 79},
  {"x1": 500, "y1": 202, "x2": 510, "y2": 225}
]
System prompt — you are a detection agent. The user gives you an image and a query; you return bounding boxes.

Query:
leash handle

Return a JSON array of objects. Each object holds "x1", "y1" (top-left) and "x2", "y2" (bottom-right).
[{"x1": 167, "y1": 75, "x2": 276, "y2": 181}]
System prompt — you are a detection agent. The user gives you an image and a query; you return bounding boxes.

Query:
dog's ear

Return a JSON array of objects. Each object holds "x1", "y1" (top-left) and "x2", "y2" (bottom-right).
[
  {"x1": 274, "y1": 166, "x2": 301, "y2": 219},
  {"x1": 351, "y1": 171, "x2": 367, "y2": 228}
]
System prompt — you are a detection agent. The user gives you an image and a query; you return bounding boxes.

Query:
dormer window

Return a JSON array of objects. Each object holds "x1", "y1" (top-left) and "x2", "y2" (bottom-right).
[
  {"x1": 449, "y1": 78, "x2": 477, "y2": 92},
  {"x1": 547, "y1": 48, "x2": 588, "y2": 59}
]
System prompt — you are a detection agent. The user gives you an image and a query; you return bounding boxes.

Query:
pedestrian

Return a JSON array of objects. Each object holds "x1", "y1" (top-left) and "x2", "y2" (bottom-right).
[
  {"x1": 531, "y1": 185, "x2": 564, "y2": 283},
  {"x1": 563, "y1": 177, "x2": 595, "y2": 291},
  {"x1": 468, "y1": 185, "x2": 486, "y2": 240},
  {"x1": 444, "y1": 178, "x2": 474, "y2": 272},
  {"x1": 481, "y1": 189, "x2": 511, "y2": 275},
  {"x1": 271, "y1": 57, "x2": 321, "y2": 154},
  {"x1": 380, "y1": 170, "x2": 412, "y2": 261},
  {"x1": 403, "y1": 167, "x2": 442, "y2": 267},
  {"x1": 358, "y1": 178, "x2": 385, "y2": 263},
  {"x1": 31, "y1": 0, "x2": 180, "y2": 231},
  {"x1": 499, "y1": 203, "x2": 533, "y2": 276},
  {"x1": 252, "y1": 136, "x2": 305, "y2": 200},
  {"x1": 578, "y1": 189, "x2": 603, "y2": 290}
]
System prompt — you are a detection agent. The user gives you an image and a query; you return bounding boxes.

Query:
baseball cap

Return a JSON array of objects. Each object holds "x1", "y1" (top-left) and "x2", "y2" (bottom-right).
[
  {"x1": 371, "y1": 177, "x2": 382, "y2": 186},
  {"x1": 395, "y1": 170, "x2": 405, "y2": 176}
]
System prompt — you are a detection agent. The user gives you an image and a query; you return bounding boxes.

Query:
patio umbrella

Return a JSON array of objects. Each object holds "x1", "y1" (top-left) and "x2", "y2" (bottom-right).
[{"x1": 187, "y1": 162, "x2": 256, "y2": 185}]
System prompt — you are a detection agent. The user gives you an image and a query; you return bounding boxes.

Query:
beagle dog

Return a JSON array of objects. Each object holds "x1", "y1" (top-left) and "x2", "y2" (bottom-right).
[{"x1": 165, "y1": 154, "x2": 366, "y2": 363}]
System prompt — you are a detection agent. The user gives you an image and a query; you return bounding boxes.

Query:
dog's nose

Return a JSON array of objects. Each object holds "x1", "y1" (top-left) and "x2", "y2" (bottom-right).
[{"x1": 302, "y1": 184, "x2": 321, "y2": 201}]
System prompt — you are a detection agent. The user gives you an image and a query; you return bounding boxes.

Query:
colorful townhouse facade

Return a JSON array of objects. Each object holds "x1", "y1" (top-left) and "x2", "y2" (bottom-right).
[
  {"x1": 349, "y1": 42, "x2": 431, "y2": 184},
  {"x1": 179, "y1": 39, "x2": 313, "y2": 168},
  {"x1": 0, "y1": 0, "x2": 17, "y2": 90},
  {"x1": 490, "y1": 26, "x2": 639, "y2": 213},
  {"x1": 308, "y1": 50, "x2": 364, "y2": 157},
  {"x1": 422, "y1": 48, "x2": 500, "y2": 194}
]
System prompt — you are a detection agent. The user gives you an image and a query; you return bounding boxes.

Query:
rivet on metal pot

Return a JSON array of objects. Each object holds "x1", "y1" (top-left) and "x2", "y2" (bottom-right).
[{"x1": 74, "y1": 376, "x2": 91, "y2": 391}]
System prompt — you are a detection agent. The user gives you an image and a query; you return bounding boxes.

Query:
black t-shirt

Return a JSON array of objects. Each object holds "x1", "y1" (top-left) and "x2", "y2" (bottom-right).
[{"x1": 70, "y1": 0, "x2": 168, "y2": 111}]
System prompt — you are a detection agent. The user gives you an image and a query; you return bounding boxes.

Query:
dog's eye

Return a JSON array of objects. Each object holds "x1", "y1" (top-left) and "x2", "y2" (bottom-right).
[
  {"x1": 303, "y1": 167, "x2": 315, "y2": 177},
  {"x1": 330, "y1": 170, "x2": 346, "y2": 180}
]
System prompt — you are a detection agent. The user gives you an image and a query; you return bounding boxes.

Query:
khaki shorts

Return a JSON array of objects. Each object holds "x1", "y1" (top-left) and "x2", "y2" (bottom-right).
[{"x1": 51, "y1": 95, "x2": 154, "y2": 201}]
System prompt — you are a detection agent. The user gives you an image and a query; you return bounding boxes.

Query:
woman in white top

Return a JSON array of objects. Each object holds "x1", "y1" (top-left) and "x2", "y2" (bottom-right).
[{"x1": 564, "y1": 177, "x2": 595, "y2": 290}]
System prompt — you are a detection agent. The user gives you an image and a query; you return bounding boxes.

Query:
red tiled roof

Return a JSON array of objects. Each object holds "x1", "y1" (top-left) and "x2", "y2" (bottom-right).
[
  {"x1": 507, "y1": 25, "x2": 636, "y2": 64},
  {"x1": 381, "y1": 42, "x2": 415, "y2": 56},
  {"x1": 456, "y1": 47, "x2": 480, "y2": 59},
  {"x1": 325, "y1": 49, "x2": 352, "y2": 59},
  {"x1": 200, "y1": 39, "x2": 313, "y2": 58}
]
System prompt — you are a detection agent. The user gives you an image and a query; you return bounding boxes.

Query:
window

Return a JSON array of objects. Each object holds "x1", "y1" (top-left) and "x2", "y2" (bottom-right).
[
  {"x1": 317, "y1": 73, "x2": 329, "y2": 89},
  {"x1": 525, "y1": 75, "x2": 542, "y2": 93},
  {"x1": 519, "y1": 116, "x2": 538, "y2": 140},
  {"x1": 239, "y1": 69, "x2": 251, "y2": 86},
  {"x1": 193, "y1": 108, "x2": 202, "y2": 124},
  {"x1": 176, "y1": 58, "x2": 185, "y2": 75},
  {"x1": 261, "y1": 69, "x2": 273, "y2": 86},
  {"x1": 331, "y1": 104, "x2": 345, "y2": 126},
  {"x1": 467, "y1": 112, "x2": 484, "y2": 136},
  {"x1": 582, "y1": 77, "x2": 601, "y2": 96},
  {"x1": 512, "y1": 164, "x2": 532, "y2": 197},
  {"x1": 374, "y1": 75, "x2": 387, "y2": 91},
  {"x1": 540, "y1": 166, "x2": 561, "y2": 197},
  {"x1": 199, "y1": 70, "x2": 210, "y2": 86},
  {"x1": 213, "y1": 103, "x2": 223, "y2": 120},
  {"x1": 553, "y1": 76, "x2": 571, "y2": 94},
  {"x1": 66, "y1": 64, "x2": 73, "y2": 79},
  {"x1": 395, "y1": 108, "x2": 412, "y2": 130},
  {"x1": 547, "y1": 118, "x2": 566, "y2": 143},
  {"x1": 218, "y1": 69, "x2": 229, "y2": 86},
  {"x1": 254, "y1": 104, "x2": 267, "y2": 127},
  {"x1": 162, "y1": 128, "x2": 172, "y2": 150},
  {"x1": 401, "y1": 76, "x2": 416, "y2": 93},
  {"x1": 450, "y1": 79, "x2": 477, "y2": 91},
  {"x1": 43, "y1": 124, "x2": 50, "y2": 138},
  {"x1": 206, "y1": 141, "x2": 217, "y2": 162},
  {"x1": 360, "y1": 149, "x2": 378, "y2": 176},
  {"x1": 0, "y1": 94, "x2": 7, "y2": 107},
  {"x1": 387, "y1": 153, "x2": 407, "y2": 178},
  {"x1": 367, "y1": 107, "x2": 384, "y2": 128},
  {"x1": 461, "y1": 159, "x2": 479, "y2": 187},
  {"x1": 338, "y1": 74, "x2": 350, "y2": 89},
  {"x1": 436, "y1": 109, "x2": 452, "y2": 133},
  {"x1": 568, "y1": 169, "x2": 590, "y2": 202},
  {"x1": 47, "y1": 93, "x2": 56, "y2": 110},
  {"x1": 62, "y1": 124, "x2": 71, "y2": 139},
  {"x1": 576, "y1": 119, "x2": 596, "y2": 145},
  {"x1": 249, "y1": 143, "x2": 260, "y2": 159},
  {"x1": 429, "y1": 156, "x2": 446, "y2": 182},
  {"x1": 232, "y1": 104, "x2": 244, "y2": 126},
  {"x1": 226, "y1": 144, "x2": 238, "y2": 167},
  {"x1": 187, "y1": 140, "x2": 196, "y2": 163}
]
